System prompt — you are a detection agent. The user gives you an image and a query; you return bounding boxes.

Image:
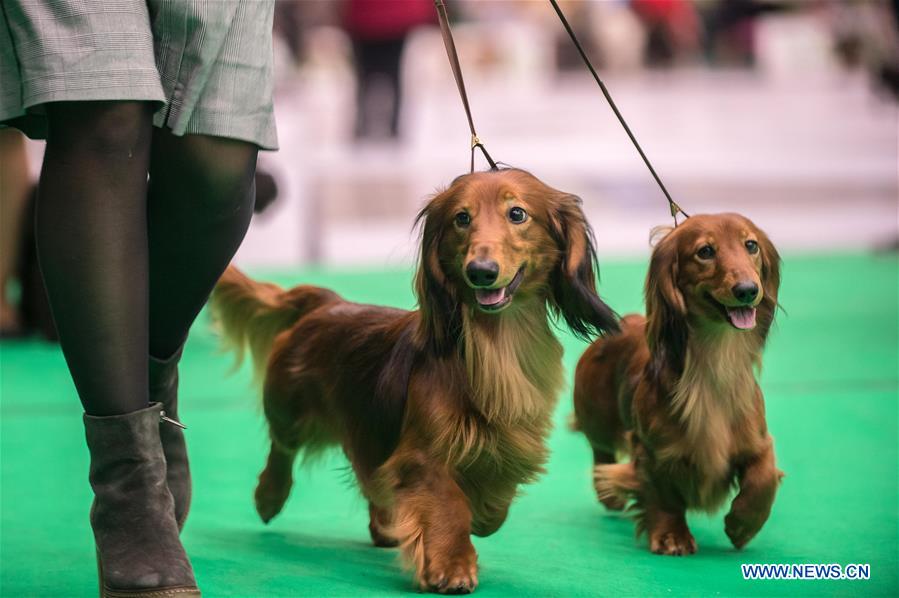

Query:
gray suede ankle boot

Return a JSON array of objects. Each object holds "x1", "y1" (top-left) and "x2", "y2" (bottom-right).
[
  {"x1": 84, "y1": 403, "x2": 200, "y2": 597},
  {"x1": 149, "y1": 347, "x2": 191, "y2": 530}
]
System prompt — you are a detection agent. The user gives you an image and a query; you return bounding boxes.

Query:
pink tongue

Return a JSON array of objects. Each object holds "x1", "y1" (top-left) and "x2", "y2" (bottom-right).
[
  {"x1": 475, "y1": 287, "x2": 506, "y2": 306},
  {"x1": 726, "y1": 306, "x2": 757, "y2": 330}
]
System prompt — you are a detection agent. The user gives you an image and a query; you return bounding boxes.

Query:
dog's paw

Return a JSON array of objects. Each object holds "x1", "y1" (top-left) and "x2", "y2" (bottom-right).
[
  {"x1": 420, "y1": 553, "x2": 479, "y2": 594},
  {"x1": 725, "y1": 511, "x2": 763, "y2": 550},
  {"x1": 650, "y1": 530, "x2": 697, "y2": 556},
  {"x1": 254, "y1": 479, "x2": 291, "y2": 524}
]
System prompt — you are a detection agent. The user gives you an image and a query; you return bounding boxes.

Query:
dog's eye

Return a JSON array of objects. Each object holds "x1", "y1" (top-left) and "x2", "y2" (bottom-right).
[
  {"x1": 454, "y1": 211, "x2": 471, "y2": 227},
  {"x1": 508, "y1": 207, "x2": 528, "y2": 224},
  {"x1": 697, "y1": 245, "x2": 716, "y2": 260},
  {"x1": 745, "y1": 240, "x2": 759, "y2": 254}
]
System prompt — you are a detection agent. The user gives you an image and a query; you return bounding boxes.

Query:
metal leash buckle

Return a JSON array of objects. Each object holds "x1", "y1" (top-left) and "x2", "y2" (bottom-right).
[
  {"x1": 670, "y1": 202, "x2": 682, "y2": 226},
  {"x1": 160, "y1": 411, "x2": 187, "y2": 430},
  {"x1": 669, "y1": 201, "x2": 690, "y2": 227}
]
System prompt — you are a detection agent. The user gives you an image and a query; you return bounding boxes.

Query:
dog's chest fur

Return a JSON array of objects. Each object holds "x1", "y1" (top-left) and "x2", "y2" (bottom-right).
[
  {"x1": 656, "y1": 329, "x2": 763, "y2": 510},
  {"x1": 448, "y1": 307, "x2": 565, "y2": 531}
]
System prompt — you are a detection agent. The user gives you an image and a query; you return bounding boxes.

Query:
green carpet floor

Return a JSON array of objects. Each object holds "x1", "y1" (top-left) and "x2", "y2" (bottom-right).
[{"x1": 1, "y1": 252, "x2": 897, "y2": 597}]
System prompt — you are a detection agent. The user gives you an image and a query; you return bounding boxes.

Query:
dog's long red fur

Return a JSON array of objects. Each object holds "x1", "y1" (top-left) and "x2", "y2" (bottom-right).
[
  {"x1": 573, "y1": 213, "x2": 783, "y2": 555},
  {"x1": 211, "y1": 169, "x2": 618, "y2": 592}
]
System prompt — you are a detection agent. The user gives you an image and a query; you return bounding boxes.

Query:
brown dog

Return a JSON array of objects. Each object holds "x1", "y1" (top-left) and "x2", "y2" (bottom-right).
[
  {"x1": 211, "y1": 169, "x2": 618, "y2": 592},
  {"x1": 573, "y1": 213, "x2": 782, "y2": 555}
]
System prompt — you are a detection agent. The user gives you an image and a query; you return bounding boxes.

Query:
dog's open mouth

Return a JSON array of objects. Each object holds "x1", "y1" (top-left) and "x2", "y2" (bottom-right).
[
  {"x1": 707, "y1": 293, "x2": 757, "y2": 330},
  {"x1": 474, "y1": 267, "x2": 525, "y2": 312},
  {"x1": 725, "y1": 306, "x2": 756, "y2": 330}
]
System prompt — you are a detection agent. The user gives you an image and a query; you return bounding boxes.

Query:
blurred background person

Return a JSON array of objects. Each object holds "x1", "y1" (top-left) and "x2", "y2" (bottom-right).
[
  {"x1": 829, "y1": 0, "x2": 899, "y2": 99},
  {"x1": 699, "y1": 0, "x2": 795, "y2": 67},
  {"x1": 629, "y1": 0, "x2": 702, "y2": 67},
  {"x1": 0, "y1": 130, "x2": 57, "y2": 342},
  {"x1": 342, "y1": 0, "x2": 435, "y2": 140},
  {"x1": 0, "y1": 128, "x2": 30, "y2": 337}
]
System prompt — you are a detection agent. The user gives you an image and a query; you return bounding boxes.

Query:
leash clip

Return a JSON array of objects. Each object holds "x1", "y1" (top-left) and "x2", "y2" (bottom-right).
[
  {"x1": 669, "y1": 201, "x2": 689, "y2": 227},
  {"x1": 435, "y1": 0, "x2": 499, "y2": 173},
  {"x1": 550, "y1": 0, "x2": 691, "y2": 226},
  {"x1": 470, "y1": 139, "x2": 498, "y2": 173}
]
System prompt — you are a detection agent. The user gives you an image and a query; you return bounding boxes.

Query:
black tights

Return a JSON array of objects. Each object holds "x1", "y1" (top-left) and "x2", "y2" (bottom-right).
[{"x1": 37, "y1": 101, "x2": 257, "y2": 416}]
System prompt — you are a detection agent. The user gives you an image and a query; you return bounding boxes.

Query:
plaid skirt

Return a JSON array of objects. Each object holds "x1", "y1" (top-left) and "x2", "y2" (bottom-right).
[{"x1": 0, "y1": 0, "x2": 278, "y2": 149}]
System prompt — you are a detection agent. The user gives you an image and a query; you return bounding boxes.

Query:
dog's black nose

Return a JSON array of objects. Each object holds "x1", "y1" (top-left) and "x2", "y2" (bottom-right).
[
  {"x1": 732, "y1": 282, "x2": 759, "y2": 304},
  {"x1": 466, "y1": 260, "x2": 499, "y2": 287}
]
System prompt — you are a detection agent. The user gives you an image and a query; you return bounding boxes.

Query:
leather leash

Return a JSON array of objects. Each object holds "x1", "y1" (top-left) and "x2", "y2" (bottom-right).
[
  {"x1": 434, "y1": 0, "x2": 498, "y2": 173},
  {"x1": 549, "y1": 0, "x2": 689, "y2": 225}
]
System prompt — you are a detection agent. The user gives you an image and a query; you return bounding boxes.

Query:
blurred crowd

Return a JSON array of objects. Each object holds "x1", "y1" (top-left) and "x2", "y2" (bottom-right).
[{"x1": 272, "y1": 0, "x2": 899, "y2": 142}]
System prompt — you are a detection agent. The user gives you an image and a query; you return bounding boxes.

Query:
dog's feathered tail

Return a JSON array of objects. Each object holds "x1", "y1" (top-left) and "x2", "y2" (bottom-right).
[{"x1": 210, "y1": 266, "x2": 340, "y2": 382}]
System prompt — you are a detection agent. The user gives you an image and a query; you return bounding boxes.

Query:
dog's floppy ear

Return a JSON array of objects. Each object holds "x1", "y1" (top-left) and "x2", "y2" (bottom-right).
[
  {"x1": 414, "y1": 193, "x2": 461, "y2": 354},
  {"x1": 755, "y1": 226, "x2": 781, "y2": 343},
  {"x1": 645, "y1": 228, "x2": 688, "y2": 376},
  {"x1": 547, "y1": 194, "x2": 619, "y2": 340}
]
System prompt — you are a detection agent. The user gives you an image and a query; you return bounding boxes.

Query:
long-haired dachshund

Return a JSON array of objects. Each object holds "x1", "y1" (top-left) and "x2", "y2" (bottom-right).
[
  {"x1": 573, "y1": 213, "x2": 782, "y2": 555},
  {"x1": 211, "y1": 168, "x2": 618, "y2": 592}
]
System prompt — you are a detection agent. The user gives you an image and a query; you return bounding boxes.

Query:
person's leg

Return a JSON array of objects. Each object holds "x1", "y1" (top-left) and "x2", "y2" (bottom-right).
[
  {"x1": 384, "y1": 37, "x2": 407, "y2": 138},
  {"x1": 38, "y1": 100, "x2": 199, "y2": 595},
  {"x1": 144, "y1": 129, "x2": 257, "y2": 529},
  {"x1": 353, "y1": 39, "x2": 374, "y2": 139},
  {"x1": 36, "y1": 101, "x2": 153, "y2": 416},
  {"x1": 147, "y1": 128, "x2": 257, "y2": 359}
]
